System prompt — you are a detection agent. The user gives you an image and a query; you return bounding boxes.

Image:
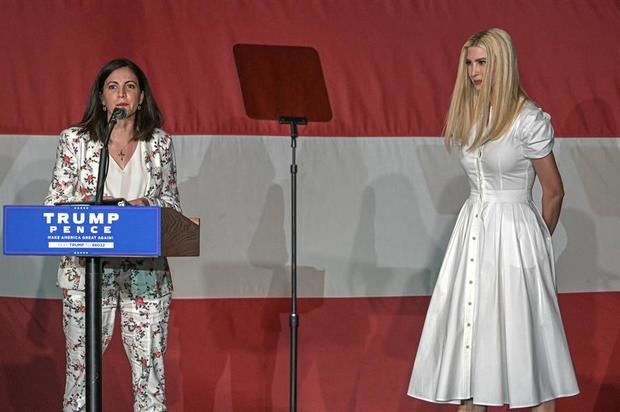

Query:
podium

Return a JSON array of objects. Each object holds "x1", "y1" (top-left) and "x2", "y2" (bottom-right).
[
  {"x1": 3, "y1": 205, "x2": 199, "y2": 257},
  {"x1": 3, "y1": 204, "x2": 199, "y2": 411}
]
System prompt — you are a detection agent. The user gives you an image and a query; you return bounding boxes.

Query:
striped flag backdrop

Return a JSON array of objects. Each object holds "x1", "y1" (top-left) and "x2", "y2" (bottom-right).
[{"x1": 1, "y1": 1, "x2": 619, "y2": 411}]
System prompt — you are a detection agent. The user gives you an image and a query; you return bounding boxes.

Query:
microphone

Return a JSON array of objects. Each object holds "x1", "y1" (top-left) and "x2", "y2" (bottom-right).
[{"x1": 111, "y1": 107, "x2": 128, "y2": 121}]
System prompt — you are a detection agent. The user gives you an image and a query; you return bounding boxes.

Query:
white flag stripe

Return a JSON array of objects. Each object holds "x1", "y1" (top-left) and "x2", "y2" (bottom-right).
[{"x1": 1, "y1": 135, "x2": 618, "y2": 298}]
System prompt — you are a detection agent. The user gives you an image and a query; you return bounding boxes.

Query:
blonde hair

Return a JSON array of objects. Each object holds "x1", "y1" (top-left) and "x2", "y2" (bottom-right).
[{"x1": 444, "y1": 28, "x2": 529, "y2": 151}]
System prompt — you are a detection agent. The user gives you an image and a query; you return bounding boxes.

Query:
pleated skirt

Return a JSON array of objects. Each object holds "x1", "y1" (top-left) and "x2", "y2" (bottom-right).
[{"x1": 408, "y1": 193, "x2": 579, "y2": 408}]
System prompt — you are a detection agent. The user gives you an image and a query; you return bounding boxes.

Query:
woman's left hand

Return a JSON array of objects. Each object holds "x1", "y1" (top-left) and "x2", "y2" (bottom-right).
[{"x1": 128, "y1": 197, "x2": 149, "y2": 206}]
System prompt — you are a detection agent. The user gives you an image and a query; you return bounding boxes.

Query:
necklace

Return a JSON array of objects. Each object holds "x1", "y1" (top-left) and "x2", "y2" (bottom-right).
[{"x1": 115, "y1": 140, "x2": 135, "y2": 161}]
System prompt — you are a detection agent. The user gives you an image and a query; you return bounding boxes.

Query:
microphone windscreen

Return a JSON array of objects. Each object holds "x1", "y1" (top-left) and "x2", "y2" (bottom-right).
[{"x1": 112, "y1": 107, "x2": 128, "y2": 120}]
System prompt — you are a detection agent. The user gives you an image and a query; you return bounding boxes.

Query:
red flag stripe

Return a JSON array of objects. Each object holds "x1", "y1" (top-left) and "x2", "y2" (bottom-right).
[{"x1": 1, "y1": 1, "x2": 618, "y2": 137}]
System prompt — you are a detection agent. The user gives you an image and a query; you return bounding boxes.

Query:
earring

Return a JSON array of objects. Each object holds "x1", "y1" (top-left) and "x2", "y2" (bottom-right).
[
  {"x1": 102, "y1": 104, "x2": 107, "y2": 112},
  {"x1": 137, "y1": 104, "x2": 142, "y2": 110}
]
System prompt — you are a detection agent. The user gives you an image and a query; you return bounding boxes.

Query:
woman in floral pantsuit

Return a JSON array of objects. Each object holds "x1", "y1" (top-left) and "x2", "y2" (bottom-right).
[{"x1": 45, "y1": 58, "x2": 181, "y2": 412}]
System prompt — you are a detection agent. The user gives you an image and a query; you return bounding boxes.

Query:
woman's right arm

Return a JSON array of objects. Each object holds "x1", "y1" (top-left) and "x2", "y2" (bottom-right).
[{"x1": 44, "y1": 130, "x2": 84, "y2": 205}]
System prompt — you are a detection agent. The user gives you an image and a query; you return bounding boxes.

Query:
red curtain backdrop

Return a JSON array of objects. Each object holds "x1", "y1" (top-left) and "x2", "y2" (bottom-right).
[{"x1": 1, "y1": 1, "x2": 619, "y2": 411}]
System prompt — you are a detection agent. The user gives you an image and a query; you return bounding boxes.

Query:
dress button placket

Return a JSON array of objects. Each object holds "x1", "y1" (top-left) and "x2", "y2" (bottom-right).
[
  {"x1": 463, "y1": 149, "x2": 483, "y2": 389},
  {"x1": 464, "y1": 217, "x2": 478, "y2": 351}
]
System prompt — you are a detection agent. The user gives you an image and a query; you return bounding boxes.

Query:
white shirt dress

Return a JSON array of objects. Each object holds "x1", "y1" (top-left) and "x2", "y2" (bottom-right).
[{"x1": 408, "y1": 102, "x2": 579, "y2": 408}]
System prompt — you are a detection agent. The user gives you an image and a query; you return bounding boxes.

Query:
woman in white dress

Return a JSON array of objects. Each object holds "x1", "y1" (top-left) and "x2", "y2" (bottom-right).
[{"x1": 407, "y1": 29, "x2": 579, "y2": 411}]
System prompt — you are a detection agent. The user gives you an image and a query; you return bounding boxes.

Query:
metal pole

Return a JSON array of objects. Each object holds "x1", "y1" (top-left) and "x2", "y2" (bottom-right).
[
  {"x1": 279, "y1": 116, "x2": 306, "y2": 412},
  {"x1": 85, "y1": 256, "x2": 102, "y2": 412},
  {"x1": 290, "y1": 126, "x2": 298, "y2": 412}
]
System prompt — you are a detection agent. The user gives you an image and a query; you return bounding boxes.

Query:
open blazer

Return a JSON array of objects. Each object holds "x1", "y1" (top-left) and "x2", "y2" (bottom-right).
[{"x1": 44, "y1": 127, "x2": 181, "y2": 293}]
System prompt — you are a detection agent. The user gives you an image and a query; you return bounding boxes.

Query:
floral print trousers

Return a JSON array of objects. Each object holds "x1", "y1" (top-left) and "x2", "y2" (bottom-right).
[{"x1": 62, "y1": 285, "x2": 171, "y2": 411}]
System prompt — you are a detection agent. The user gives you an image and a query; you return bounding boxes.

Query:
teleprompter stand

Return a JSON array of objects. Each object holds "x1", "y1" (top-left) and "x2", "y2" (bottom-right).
[{"x1": 234, "y1": 44, "x2": 332, "y2": 412}]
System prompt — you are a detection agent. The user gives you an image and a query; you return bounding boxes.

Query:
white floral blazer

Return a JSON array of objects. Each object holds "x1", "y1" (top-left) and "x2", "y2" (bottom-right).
[{"x1": 44, "y1": 127, "x2": 181, "y2": 295}]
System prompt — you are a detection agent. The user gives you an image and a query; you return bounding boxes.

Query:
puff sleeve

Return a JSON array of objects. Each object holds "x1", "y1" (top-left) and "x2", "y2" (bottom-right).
[
  {"x1": 520, "y1": 106, "x2": 554, "y2": 159},
  {"x1": 519, "y1": 107, "x2": 554, "y2": 159}
]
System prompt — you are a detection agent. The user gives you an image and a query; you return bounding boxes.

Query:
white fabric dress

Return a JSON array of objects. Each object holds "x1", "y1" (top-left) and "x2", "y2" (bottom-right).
[{"x1": 408, "y1": 102, "x2": 579, "y2": 408}]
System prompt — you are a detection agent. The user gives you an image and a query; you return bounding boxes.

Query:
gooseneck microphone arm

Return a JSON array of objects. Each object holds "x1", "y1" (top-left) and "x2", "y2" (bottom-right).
[{"x1": 94, "y1": 107, "x2": 127, "y2": 204}]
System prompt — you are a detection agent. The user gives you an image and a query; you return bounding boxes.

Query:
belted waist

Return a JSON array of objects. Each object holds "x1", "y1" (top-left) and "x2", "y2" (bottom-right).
[{"x1": 469, "y1": 189, "x2": 531, "y2": 203}]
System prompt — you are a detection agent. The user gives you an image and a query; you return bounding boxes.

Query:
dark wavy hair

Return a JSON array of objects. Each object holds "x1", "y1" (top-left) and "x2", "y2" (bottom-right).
[{"x1": 76, "y1": 58, "x2": 163, "y2": 142}]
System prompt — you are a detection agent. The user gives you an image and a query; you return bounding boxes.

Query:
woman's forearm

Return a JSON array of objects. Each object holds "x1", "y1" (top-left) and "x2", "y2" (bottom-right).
[{"x1": 541, "y1": 189, "x2": 564, "y2": 235}]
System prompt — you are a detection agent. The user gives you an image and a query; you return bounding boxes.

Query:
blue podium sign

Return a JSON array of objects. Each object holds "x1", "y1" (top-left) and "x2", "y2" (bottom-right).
[{"x1": 3, "y1": 205, "x2": 161, "y2": 256}]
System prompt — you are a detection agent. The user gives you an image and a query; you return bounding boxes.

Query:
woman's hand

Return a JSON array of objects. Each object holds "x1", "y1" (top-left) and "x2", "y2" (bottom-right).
[{"x1": 128, "y1": 197, "x2": 149, "y2": 206}]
